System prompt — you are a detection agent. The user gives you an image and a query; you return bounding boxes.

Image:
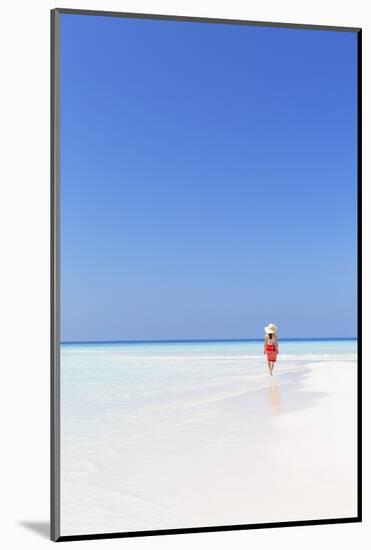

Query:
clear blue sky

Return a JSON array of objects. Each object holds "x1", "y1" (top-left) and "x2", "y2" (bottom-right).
[{"x1": 60, "y1": 14, "x2": 357, "y2": 342}]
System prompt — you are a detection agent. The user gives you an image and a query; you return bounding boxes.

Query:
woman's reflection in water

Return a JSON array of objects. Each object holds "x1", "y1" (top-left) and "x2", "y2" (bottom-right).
[{"x1": 269, "y1": 380, "x2": 281, "y2": 414}]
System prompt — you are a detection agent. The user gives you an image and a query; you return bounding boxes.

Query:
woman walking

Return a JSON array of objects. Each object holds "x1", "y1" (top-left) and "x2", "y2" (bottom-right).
[{"x1": 264, "y1": 323, "x2": 279, "y2": 375}]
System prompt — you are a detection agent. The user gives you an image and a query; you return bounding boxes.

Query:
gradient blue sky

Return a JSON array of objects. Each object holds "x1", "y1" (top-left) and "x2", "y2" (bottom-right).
[{"x1": 60, "y1": 14, "x2": 357, "y2": 342}]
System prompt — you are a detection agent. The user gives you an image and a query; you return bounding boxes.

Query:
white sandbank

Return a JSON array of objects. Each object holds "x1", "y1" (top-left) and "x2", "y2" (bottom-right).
[{"x1": 60, "y1": 355, "x2": 357, "y2": 536}]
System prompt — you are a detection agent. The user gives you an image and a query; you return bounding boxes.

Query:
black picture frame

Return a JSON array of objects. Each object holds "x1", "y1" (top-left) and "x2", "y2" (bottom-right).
[{"x1": 51, "y1": 7, "x2": 362, "y2": 542}]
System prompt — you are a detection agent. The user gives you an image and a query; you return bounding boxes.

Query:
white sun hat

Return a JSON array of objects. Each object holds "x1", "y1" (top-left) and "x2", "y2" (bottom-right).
[{"x1": 264, "y1": 323, "x2": 278, "y2": 335}]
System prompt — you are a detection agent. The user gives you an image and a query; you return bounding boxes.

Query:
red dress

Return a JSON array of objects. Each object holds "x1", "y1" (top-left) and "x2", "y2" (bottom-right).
[{"x1": 266, "y1": 343, "x2": 277, "y2": 362}]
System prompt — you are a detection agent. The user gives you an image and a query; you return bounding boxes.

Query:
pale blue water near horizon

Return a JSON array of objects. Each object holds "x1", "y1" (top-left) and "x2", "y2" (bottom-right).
[{"x1": 61, "y1": 338, "x2": 357, "y2": 357}]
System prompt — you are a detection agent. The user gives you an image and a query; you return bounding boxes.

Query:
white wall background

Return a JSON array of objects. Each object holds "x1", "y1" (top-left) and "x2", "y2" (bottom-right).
[{"x1": 0, "y1": 0, "x2": 368, "y2": 548}]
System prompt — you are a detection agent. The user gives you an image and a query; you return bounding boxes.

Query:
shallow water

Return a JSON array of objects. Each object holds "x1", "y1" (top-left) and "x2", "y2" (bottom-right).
[{"x1": 60, "y1": 339, "x2": 357, "y2": 535}]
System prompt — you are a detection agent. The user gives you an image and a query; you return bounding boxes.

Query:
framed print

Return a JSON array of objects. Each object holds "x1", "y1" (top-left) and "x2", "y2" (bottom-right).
[{"x1": 51, "y1": 8, "x2": 362, "y2": 542}]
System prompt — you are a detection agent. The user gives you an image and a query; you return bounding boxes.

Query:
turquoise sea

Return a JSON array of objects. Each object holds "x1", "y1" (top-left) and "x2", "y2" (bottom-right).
[{"x1": 61, "y1": 337, "x2": 356, "y2": 356}]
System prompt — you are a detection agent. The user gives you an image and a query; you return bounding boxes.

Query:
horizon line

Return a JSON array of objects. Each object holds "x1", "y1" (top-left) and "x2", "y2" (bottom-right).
[{"x1": 61, "y1": 336, "x2": 357, "y2": 345}]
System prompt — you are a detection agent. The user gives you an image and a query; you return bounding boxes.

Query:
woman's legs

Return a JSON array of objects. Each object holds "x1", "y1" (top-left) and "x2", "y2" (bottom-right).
[{"x1": 267, "y1": 360, "x2": 273, "y2": 375}]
